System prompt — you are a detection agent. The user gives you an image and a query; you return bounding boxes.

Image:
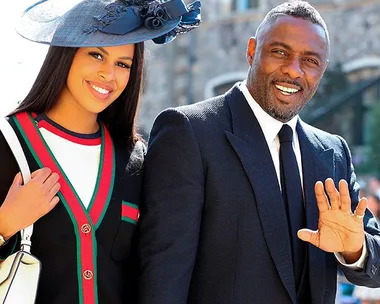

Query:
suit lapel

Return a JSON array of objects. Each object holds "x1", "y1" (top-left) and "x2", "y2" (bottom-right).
[
  {"x1": 225, "y1": 86, "x2": 297, "y2": 303},
  {"x1": 297, "y1": 121, "x2": 334, "y2": 304}
]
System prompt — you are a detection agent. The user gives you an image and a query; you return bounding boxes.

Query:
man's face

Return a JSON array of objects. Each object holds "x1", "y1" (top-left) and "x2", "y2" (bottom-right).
[{"x1": 246, "y1": 16, "x2": 329, "y2": 122}]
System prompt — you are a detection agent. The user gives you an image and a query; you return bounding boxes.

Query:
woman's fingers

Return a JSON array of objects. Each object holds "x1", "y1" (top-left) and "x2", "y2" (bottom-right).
[
  {"x1": 11, "y1": 172, "x2": 23, "y2": 187},
  {"x1": 48, "y1": 196, "x2": 60, "y2": 211},
  {"x1": 48, "y1": 183, "x2": 61, "y2": 200},
  {"x1": 43, "y1": 172, "x2": 60, "y2": 192},
  {"x1": 31, "y1": 167, "x2": 52, "y2": 184}
]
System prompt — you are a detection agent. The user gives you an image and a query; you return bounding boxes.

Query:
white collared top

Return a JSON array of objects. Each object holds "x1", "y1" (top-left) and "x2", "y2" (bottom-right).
[{"x1": 238, "y1": 81, "x2": 303, "y2": 191}]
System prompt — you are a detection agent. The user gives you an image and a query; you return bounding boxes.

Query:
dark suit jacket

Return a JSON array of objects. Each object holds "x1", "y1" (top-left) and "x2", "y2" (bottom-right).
[{"x1": 139, "y1": 84, "x2": 380, "y2": 304}]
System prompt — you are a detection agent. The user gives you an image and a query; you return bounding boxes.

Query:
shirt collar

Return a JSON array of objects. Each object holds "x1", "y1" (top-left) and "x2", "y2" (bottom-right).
[{"x1": 239, "y1": 81, "x2": 299, "y2": 145}]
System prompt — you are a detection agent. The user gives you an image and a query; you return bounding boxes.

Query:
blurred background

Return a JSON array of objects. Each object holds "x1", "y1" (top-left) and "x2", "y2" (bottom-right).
[{"x1": 1, "y1": 0, "x2": 380, "y2": 303}]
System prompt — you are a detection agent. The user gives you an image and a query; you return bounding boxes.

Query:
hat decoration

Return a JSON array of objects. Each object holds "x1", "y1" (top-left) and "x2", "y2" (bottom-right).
[
  {"x1": 16, "y1": 0, "x2": 201, "y2": 47},
  {"x1": 86, "y1": 0, "x2": 201, "y2": 44}
]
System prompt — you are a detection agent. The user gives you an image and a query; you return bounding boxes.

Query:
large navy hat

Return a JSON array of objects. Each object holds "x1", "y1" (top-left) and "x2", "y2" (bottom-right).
[{"x1": 16, "y1": 0, "x2": 201, "y2": 47}]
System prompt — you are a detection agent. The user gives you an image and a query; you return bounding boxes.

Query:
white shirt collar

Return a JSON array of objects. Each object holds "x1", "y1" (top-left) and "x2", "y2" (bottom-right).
[{"x1": 239, "y1": 81, "x2": 299, "y2": 146}]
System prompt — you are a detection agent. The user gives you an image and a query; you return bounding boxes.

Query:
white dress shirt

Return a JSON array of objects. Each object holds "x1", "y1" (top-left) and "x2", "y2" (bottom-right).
[
  {"x1": 238, "y1": 81, "x2": 366, "y2": 269},
  {"x1": 239, "y1": 82, "x2": 302, "y2": 190}
]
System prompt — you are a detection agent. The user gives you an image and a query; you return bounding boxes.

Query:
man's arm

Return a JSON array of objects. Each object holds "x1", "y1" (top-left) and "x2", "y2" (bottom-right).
[
  {"x1": 138, "y1": 108, "x2": 205, "y2": 304},
  {"x1": 338, "y1": 136, "x2": 380, "y2": 287},
  {"x1": 298, "y1": 135, "x2": 380, "y2": 286}
]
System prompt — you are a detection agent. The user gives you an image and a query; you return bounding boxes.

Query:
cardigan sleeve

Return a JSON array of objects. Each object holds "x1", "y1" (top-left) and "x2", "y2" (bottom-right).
[{"x1": 0, "y1": 132, "x2": 21, "y2": 259}]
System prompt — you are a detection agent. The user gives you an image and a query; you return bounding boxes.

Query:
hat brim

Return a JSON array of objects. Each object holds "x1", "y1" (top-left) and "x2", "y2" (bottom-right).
[{"x1": 16, "y1": 0, "x2": 181, "y2": 47}]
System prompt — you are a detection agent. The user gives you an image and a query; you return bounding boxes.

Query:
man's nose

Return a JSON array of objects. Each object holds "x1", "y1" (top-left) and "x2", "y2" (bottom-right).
[{"x1": 281, "y1": 58, "x2": 304, "y2": 79}]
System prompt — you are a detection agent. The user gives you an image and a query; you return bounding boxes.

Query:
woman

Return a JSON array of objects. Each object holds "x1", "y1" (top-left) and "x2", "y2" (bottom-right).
[{"x1": 0, "y1": 0, "x2": 201, "y2": 303}]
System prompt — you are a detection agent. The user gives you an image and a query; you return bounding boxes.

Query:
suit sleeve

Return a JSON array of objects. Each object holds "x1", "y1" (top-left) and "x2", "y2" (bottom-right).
[
  {"x1": 337, "y1": 136, "x2": 380, "y2": 287},
  {"x1": 0, "y1": 132, "x2": 21, "y2": 260},
  {"x1": 138, "y1": 108, "x2": 205, "y2": 304}
]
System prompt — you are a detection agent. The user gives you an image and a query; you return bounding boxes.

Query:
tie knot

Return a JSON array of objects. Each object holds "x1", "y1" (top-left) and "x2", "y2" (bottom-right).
[{"x1": 279, "y1": 124, "x2": 293, "y2": 143}]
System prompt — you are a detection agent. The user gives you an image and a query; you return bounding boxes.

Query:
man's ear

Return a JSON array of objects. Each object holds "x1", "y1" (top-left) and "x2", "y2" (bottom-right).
[
  {"x1": 247, "y1": 37, "x2": 257, "y2": 65},
  {"x1": 323, "y1": 59, "x2": 329, "y2": 73}
]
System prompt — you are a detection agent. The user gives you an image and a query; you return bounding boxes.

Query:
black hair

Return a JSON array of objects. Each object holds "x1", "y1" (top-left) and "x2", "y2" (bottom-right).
[
  {"x1": 12, "y1": 42, "x2": 145, "y2": 147},
  {"x1": 256, "y1": 0, "x2": 330, "y2": 49}
]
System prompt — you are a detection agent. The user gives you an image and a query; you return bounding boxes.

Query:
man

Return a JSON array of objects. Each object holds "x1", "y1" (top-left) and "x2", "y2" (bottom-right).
[{"x1": 139, "y1": 1, "x2": 380, "y2": 303}]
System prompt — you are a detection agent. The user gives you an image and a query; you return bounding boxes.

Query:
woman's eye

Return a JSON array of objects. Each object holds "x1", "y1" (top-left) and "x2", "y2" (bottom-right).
[
  {"x1": 117, "y1": 62, "x2": 131, "y2": 69},
  {"x1": 89, "y1": 52, "x2": 103, "y2": 60}
]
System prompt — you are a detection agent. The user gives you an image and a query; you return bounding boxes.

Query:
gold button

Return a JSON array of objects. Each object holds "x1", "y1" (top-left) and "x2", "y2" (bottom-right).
[
  {"x1": 81, "y1": 224, "x2": 91, "y2": 234},
  {"x1": 83, "y1": 270, "x2": 93, "y2": 280}
]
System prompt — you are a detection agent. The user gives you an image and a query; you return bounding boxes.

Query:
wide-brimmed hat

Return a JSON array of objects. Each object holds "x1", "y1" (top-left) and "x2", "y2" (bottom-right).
[{"x1": 16, "y1": 0, "x2": 201, "y2": 47}]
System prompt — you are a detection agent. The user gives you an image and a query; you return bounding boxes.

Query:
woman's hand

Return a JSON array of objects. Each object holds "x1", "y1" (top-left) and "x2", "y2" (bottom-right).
[{"x1": 0, "y1": 167, "x2": 61, "y2": 239}]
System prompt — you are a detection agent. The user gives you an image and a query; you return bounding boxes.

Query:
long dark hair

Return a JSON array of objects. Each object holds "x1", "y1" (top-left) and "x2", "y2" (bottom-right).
[{"x1": 13, "y1": 42, "x2": 145, "y2": 146}]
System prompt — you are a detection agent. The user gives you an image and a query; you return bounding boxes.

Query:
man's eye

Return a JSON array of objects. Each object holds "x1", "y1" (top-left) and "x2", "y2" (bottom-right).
[
  {"x1": 305, "y1": 58, "x2": 319, "y2": 66},
  {"x1": 273, "y1": 50, "x2": 286, "y2": 56}
]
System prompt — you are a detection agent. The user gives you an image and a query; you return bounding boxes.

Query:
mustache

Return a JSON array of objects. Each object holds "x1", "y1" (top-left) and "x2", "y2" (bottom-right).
[{"x1": 272, "y1": 78, "x2": 304, "y2": 90}]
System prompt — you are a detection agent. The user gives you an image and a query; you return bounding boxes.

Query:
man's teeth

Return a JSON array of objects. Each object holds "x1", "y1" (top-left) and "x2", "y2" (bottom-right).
[
  {"x1": 275, "y1": 84, "x2": 299, "y2": 95},
  {"x1": 91, "y1": 84, "x2": 110, "y2": 95}
]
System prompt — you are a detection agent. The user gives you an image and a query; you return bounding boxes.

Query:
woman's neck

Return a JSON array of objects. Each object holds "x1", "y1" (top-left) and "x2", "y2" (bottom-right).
[{"x1": 45, "y1": 100, "x2": 99, "y2": 135}]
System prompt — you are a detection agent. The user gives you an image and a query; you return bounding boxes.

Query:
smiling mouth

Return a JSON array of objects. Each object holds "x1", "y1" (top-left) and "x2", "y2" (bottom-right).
[
  {"x1": 274, "y1": 84, "x2": 301, "y2": 96},
  {"x1": 90, "y1": 83, "x2": 110, "y2": 95}
]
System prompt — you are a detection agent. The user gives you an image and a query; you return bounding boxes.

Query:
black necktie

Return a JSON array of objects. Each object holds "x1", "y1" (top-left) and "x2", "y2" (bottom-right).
[{"x1": 279, "y1": 124, "x2": 306, "y2": 290}]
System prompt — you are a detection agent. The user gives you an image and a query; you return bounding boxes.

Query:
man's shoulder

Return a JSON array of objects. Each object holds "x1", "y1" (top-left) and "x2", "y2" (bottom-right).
[
  {"x1": 177, "y1": 94, "x2": 226, "y2": 117},
  {"x1": 299, "y1": 120, "x2": 346, "y2": 148},
  {"x1": 150, "y1": 93, "x2": 231, "y2": 140},
  {"x1": 154, "y1": 94, "x2": 229, "y2": 126},
  {"x1": 175, "y1": 84, "x2": 243, "y2": 119}
]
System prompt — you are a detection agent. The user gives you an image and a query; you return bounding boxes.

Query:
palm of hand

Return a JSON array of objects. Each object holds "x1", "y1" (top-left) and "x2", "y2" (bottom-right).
[
  {"x1": 298, "y1": 178, "x2": 367, "y2": 258},
  {"x1": 316, "y1": 209, "x2": 364, "y2": 253}
]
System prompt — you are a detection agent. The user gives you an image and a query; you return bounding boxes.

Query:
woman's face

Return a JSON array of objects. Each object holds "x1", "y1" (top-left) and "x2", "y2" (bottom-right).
[{"x1": 62, "y1": 44, "x2": 135, "y2": 115}]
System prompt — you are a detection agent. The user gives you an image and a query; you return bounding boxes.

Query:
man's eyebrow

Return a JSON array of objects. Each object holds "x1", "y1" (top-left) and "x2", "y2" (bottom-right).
[
  {"x1": 96, "y1": 47, "x2": 133, "y2": 61},
  {"x1": 304, "y1": 51, "x2": 322, "y2": 61},
  {"x1": 269, "y1": 42, "x2": 322, "y2": 61},
  {"x1": 269, "y1": 41, "x2": 292, "y2": 50}
]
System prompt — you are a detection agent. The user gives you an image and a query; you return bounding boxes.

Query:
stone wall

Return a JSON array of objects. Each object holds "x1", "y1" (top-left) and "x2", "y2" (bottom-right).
[{"x1": 138, "y1": 0, "x2": 380, "y2": 134}]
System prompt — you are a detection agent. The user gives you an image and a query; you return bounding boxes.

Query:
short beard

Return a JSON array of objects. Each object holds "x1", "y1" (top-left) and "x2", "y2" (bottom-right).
[
  {"x1": 248, "y1": 65, "x2": 314, "y2": 122},
  {"x1": 266, "y1": 101, "x2": 306, "y2": 122}
]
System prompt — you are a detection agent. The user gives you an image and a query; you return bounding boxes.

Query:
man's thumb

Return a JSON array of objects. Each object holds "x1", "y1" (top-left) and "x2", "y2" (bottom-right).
[{"x1": 297, "y1": 229, "x2": 319, "y2": 247}]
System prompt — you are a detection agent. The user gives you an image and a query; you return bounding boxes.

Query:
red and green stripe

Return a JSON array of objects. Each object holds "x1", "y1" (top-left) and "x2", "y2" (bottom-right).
[
  {"x1": 88, "y1": 125, "x2": 115, "y2": 229},
  {"x1": 13, "y1": 112, "x2": 115, "y2": 304},
  {"x1": 121, "y1": 201, "x2": 139, "y2": 224}
]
